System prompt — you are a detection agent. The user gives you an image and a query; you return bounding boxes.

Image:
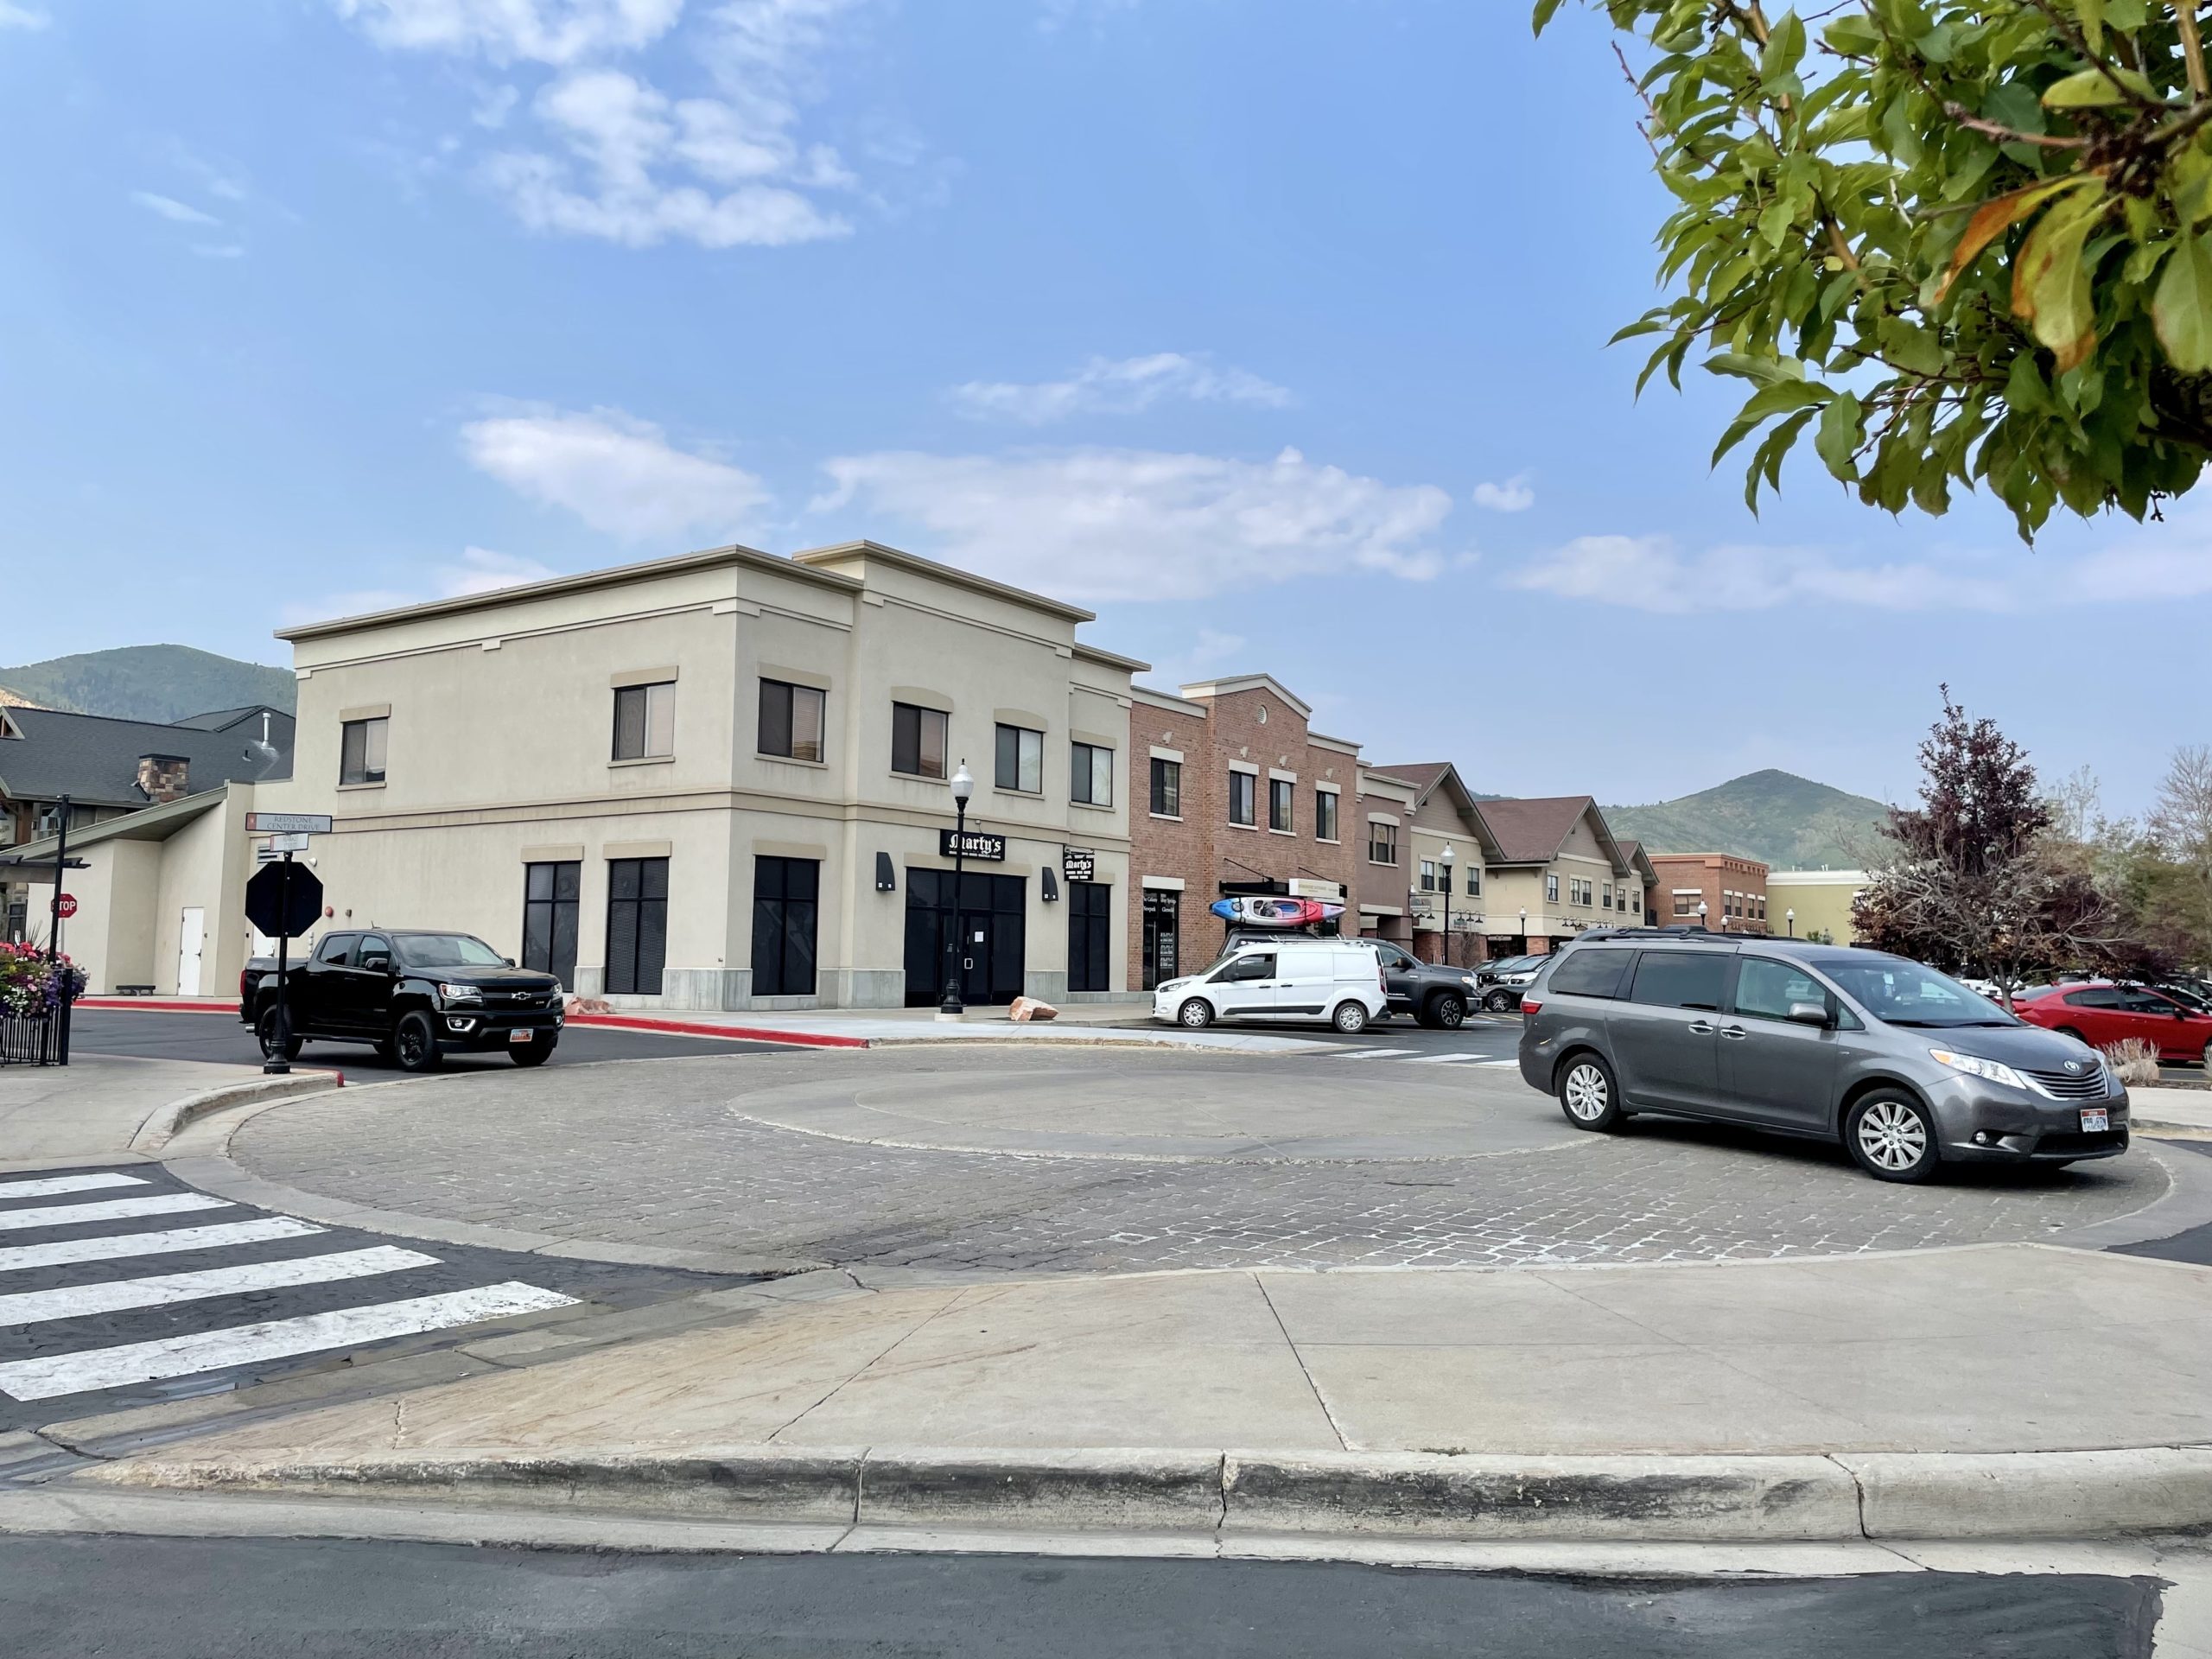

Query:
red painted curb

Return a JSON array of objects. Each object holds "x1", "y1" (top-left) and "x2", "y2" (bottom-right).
[
  {"x1": 563, "y1": 1013, "x2": 868, "y2": 1050},
  {"x1": 77, "y1": 999, "x2": 235, "y2": 1014}
]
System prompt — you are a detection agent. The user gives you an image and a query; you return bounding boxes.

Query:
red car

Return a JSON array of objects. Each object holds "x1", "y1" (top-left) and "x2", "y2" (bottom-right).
[{"x1": 2014, "y1": 982, "x2": 2212, "y2": 1065}]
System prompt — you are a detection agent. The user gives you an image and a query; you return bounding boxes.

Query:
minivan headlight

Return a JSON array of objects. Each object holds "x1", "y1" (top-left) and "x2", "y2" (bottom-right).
[{"x1": 1929, "y1": 1048, "x2": 2026, "y2": 1090}]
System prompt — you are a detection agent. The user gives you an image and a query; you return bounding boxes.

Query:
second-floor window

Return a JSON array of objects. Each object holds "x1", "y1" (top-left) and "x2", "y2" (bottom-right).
[
  {"x1": 892, "y1": 702, "x2": 948, "y2": 779},
  {"x1": 1369, "y1": 821, "x2": 1397, "y2": 865},
  {"x1": 995, "y1": 723, "x2": 1044, "y2": 793},
  {"x1": 1314, "y1": 790, "x2": 1338, "y2": 842},
  {"x1": 613, "y1": 682, "x2": 675, "y2": 761},
  {"x1": 1466, "y1": 864, "x2": 1481, "y2": 897},
  {"x1": 1602, "y1": 881, "x2": 1614, "y2": 910},
  {"x1": 1268, "y1": 779, "x2": 1293, "y2": 833},
  {"x1": 1546, "y1": 873, "x2": 1560, "y2": 904},
  {"x1": 1071, "y1": 741, "x2": 1113, "y2": 806},
  {"x1": 1149, "y1": 757, "x2": 1181, "y2": 817},
  {"x1": 1419, "y1": 858, "x2": 1440, "y2": 892},
  {"x1": 758, "y1": 679, "x2": 824, "y2": 762},
  {"x1": 1228, "y1": 771, "x2": 1255, "y2": 826},
  {"x1": 340, "y1": 716, "x2": 388, "y2": 785}
]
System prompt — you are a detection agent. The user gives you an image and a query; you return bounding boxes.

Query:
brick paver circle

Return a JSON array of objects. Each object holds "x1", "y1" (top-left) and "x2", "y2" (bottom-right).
[{"x1": 229, "y1": 1050, "x2": 2171, "y2": 1274}]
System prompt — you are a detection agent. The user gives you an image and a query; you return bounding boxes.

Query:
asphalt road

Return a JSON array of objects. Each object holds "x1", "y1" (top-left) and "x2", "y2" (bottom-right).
[
  {"x1": 0, "y1": 1535, "x2": 2165, "y2": 1658},
  {"x1": 67, "y1": 1009, "x2": 790, "y2": 1071}
]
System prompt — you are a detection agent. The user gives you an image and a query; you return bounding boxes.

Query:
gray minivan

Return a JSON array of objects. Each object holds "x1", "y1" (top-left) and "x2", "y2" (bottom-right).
[{"x1": 1517, "y1": 931, "x2": 2129, "y2": 1183}]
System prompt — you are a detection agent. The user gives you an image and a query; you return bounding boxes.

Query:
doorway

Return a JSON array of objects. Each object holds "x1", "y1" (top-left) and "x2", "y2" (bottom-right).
[
  {"x1": 904, "y1": 869, "x2": 1027, "y2": 1006},
  {"x1": 176, "y1": 907, "x2": 205, "y2": 995}
]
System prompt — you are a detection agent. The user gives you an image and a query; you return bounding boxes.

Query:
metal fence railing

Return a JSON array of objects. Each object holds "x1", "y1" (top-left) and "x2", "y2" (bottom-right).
[{"x1": 0, "y1": 1001, "x2": 70, "y2": 1067}]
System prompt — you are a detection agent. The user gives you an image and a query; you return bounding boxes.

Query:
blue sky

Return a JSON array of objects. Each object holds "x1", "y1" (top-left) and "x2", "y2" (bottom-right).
[{"x1": 3, "y1": 1, "x2": 2202, "y2": 815}]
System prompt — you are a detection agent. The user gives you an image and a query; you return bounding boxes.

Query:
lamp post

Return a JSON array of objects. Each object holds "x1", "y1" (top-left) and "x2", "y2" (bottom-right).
[
  {"x1": 939, "y1": 760, "x2": 975, "y2": 1017},
  {"x1": 1787, "y1": 907, "x2": 1796, "y2": 938},
  {"x1": 1698, "y1": 899, "x2": 1709, "y2": 931},
  {"x1": 1438, "y1": 845, "x2": 1454, "y2": 967},
  {"x1": 1518, "y1": 906, "x2": 1527, "y2": 952}
]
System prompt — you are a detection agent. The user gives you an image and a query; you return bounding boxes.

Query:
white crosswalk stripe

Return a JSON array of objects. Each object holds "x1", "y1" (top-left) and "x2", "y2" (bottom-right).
[
  {"x1": 0, "y1": 1217, "x2": 325, "y2": 1274},
  {"x1": 0, "y1": 1192, "x2": 232, "y2": 1232},
  {"x1": 0, "y1": 1282, "x2": 579, "y2": 1401},
  {"x1": 0, "y1": 1173, "x2": 151, "y2": 1200},
  {"x1": 1328, "y1": 1048, "x2": 1421, "y2": 1060},
  {"x1": 0, "y1": 1246, "x2": 442, "y2": 1326},
  {"x1": 1402, "y1": 1053, "x2": 1484, "y2": 1065}
]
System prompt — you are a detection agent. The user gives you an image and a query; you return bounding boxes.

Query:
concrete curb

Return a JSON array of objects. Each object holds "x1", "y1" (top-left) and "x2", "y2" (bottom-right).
[
  {"x1": 77, "y1": 1443, "x2": 2212, "y2": 1541},
  {"x1": 127, "y1": 1071, "x2": 346, "y2": 1154}
]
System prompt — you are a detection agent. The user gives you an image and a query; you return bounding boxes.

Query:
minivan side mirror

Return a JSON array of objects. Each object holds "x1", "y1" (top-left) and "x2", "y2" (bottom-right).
[{"x1": 1786, "y1": 1001, "x2": 1830, "y2": 1027}]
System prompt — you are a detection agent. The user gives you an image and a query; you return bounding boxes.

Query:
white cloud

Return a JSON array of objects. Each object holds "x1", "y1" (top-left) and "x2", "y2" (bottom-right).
[
  {"x1": 811, "y1": 444, "x2": 1455, "y2": 601},
  {"x1": 1505, "y1": 524, "x2": 2212, "y2": 615},
  {"x1": 0, "y1": 1, "x2": 48, "y2": 28},
  {"x1": 1471, "y1": 474, "x2": 1535, "y2": 513},
  {"x1": 472, "y1": 83, "x2": 520, "y2": 128},
  {"x1": 461, "y1": 405, "x2": 769, "y2": 540},
  {"x1": 950, "y1": 353, "x2": 1295, "y2": 424},
  {"x1": 286, "y1": 547, "x2": 563, "y2": 626},
  {"x1": 334, "y1": 0, "x2": 682, "y2": 66},
  {"x1": 130, "y1": 191, "x2": 220, "y2": 226},
  {"x1": 1148, "y1": 626, "x2": 1247, "y2": 690},
  {"x1": 483, "y1": 65, "x2": 852, "y2": 247}
]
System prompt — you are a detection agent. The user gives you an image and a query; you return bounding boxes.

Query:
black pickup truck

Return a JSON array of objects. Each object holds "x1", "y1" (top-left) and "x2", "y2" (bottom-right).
[{"x1": 240, "y1": 929, "x2": 564, "y2": 1071}]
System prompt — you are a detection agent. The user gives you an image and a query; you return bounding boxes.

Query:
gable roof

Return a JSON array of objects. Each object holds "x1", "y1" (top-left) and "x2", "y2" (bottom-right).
[
  {"x1": 0, "y1": 707, "x2": 293, "y2": 809},
  {"x1": 172, "y1": 704, "x2": 293, "y2": 734},
  {"x1": 1473, "y1": 795, "x2": 1629, "y2": 873},
  {"x1": 1178, "y1": 674, "x2": 1314, "y2": 721},
  {"x1": 1616, "y1": 838, "x2": 1658, "y2": 881},
  {"x1": 1368, "y1": 762, "x2": 1506, "y2": 857}
]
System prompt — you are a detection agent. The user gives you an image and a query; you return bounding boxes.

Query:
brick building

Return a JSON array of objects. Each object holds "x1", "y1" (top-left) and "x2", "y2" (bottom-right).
[
  {"x1": 1126, "y1": 675, "x2": 1362, "y2": 990},
  {"x1": 1646, "y1": 851, "x2": 1770, "y2": 934}
]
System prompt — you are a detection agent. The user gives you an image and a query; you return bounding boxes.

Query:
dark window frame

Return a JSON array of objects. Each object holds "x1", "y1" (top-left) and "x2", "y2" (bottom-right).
[
  {"x1": 339, "y1": 716, "x2": 388, "y2": 786},
  {"x1": 522, "y1": 860, "x2": 582, "y2": 990},
  {"x1": 612, "y1": 682, "x2": 677, "y2": 762},
  {"x1": 1314, "y1": 790, "x2": 1339, "y2": 842},
  {"x1": 750, "y1": 855, "x2": 820, "y2": 997},
  {"x1": 892, "y1": 702, "x2": 950, "y2": 780},
  {"x1": 1368, "y1": 821, "x2": 1398, "y2": 865},
  {"x1": 758, "y1": 679, "x2": 826, "y2": 763},
  {"x1": 1228, "y1": 771, "x2": 1257, "y2": 827},
  {"x1": 1268, "y1": 778, "x2": 1294, "y2": 833},
  {"x1": 605, "y1": 856, "x2": 671, "y2": 996},
  {"x1": 1067, "y1": 878, "x2": 1111, "y2": 994},
  {"x1": 1149, "y1": 757, "x2": 1182, "y2": 818},
  {"x1": 995, "y1": 723, "x2": 1044, "y2": 794},
  {"x1": 1071, "y1": 741, "x2": 1113, "y2": 807}
]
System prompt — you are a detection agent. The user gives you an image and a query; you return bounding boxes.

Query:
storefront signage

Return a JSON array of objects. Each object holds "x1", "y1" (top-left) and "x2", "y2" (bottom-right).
[
  {"x1": 941, "y1": 829, "x2": 1007, "y2": 861},
  {"x1": 1061, "y1": 848, "x2": 1096, "y2": 882},
  {"x1": 1287, "y1": 878, "x2": 1344, "y2": 900}
]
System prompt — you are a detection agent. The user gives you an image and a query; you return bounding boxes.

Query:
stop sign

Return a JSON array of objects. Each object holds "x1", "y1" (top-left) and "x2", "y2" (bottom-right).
[
  {"x1": 245, "y1": 861, "x2": 325, "y2": 940},
  {"x1": 55, "y1": 894, "x2": 78, "y2": 919}
]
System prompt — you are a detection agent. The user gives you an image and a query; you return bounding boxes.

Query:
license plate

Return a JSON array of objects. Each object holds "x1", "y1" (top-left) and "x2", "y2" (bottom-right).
[
  {"x1": 509, "y1": 1028, "x2": 534, "y2": 1046},
  {"x1": 2080, "y1": 1108, "x2": 2110, "y2": 1134}
]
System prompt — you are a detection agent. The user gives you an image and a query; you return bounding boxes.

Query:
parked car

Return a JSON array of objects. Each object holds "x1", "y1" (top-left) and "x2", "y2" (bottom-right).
[
  {"x1": 1517, "y1": 930, "x2": 2128, "y2": 1184},
  {"x1": 1152, "y1": 939, "x2": 1388, "y2": 1033},
  {"x1": 241, "y1": 928, "x2": 564, "y2": 1071},
  {"x1": 1477, "y1": 956, "x2": 1545, "y2": 1013},
  {"x1": 1353, "y1": 939, "x2": 1479, "y2": 1028},
  {"x1": 2012, "y1": 982, "x2": 2212, "y2": 1065}
]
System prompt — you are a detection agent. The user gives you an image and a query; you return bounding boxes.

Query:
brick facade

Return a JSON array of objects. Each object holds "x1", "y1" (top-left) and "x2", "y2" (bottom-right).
[
  {"x1": 1647, "y1": 852, "x2": 1770, "y2": 934},
  {"x1": 1125, "y1": 677, "x2": 1361, "y2": 990}
]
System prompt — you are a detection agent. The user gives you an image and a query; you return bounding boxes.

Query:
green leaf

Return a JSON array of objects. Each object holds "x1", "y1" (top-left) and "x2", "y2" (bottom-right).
[
  {"x1": 2076, "y1": 0, "x2": 2106, "y2": 54},
  {"x1": 2012, "y1": 188, "x2": 2107, "y2": 372},
  {"x1": 1711, "y1": 379, "x2": 1831, "y2": 467},
  {"x1": 1936, "y1": 175, "x2": 2098, "y2": 302},
  {"x1": 1530, "y1": 0, "x2": 1565, "y2": 35},
  {"x1": 1703, "y1": 352, "x2": 1802, "y2": 386},
  {"x1": 1759, "y1": 10, "x2": 1806, "y2": 91},
  {"x1": 1815, "y1": 391, "x2": 1866, "y2": 478},
  {"x1": 2041, "y1": 66, "x2": 2156, "y2": 109},
  {"x1": 2154, "y1": 232, "x2": 2212, "y2": 372}
]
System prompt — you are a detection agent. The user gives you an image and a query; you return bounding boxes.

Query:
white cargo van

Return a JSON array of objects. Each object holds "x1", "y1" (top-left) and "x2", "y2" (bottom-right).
[{"x1": 1151, "y1": 940, "x2": 1389, "y2": 1033}]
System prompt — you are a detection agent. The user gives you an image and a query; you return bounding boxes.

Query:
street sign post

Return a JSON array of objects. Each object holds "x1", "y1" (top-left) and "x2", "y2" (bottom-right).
[
  {"x1": 244, "y1": 857, "x2": 326, "y2": 1077},
  {"x1": 244, "y1": 812, "x2": 334, "y2": 836}
]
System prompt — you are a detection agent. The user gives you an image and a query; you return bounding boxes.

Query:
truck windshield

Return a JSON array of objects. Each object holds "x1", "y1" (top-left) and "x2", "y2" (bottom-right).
[{"x1": 394, "y1": 933, "x2": 507, "y2": 969}]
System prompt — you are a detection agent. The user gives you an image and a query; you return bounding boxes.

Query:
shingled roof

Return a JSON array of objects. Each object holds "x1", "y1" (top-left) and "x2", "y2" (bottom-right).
[
  {"x1": 0, "y1": 707, "x2": 292, "y2": 810},
  {"x1": 1472, "y1": 794, "x2": 1629, "y2": 868}
]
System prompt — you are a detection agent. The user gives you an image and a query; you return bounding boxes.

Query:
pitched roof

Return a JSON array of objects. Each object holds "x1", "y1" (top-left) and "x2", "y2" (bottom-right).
[
  {"x1": 1369, "y1": 762, "x2": 1506, "y2": 857},
  {"x1": 0, "y1": 707, "x2": 293, "y2": 809},
  {"x1": 1473, "y1": 795, "x2": 1603, "y2": 863},
  {"x1": 172, "y1": 704, "x2": 293, "y2": 734}
]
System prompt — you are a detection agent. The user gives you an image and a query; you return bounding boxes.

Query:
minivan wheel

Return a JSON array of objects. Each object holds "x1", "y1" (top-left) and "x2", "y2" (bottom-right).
[
  {"x1": 1177, "y1": 997, "x2": 1214, "y2": 1029},
  {"x1": 392, "y1": 1011, "x2": 444, "y2": 1073},
  {"x1": 1845, "y1": 1090, "x2": 1940, "y2": 1184},
  {"x1": 1557, "y1": 1053, "x2": 1625, "y2": 1132},
  {"x1": 1428, "y1": 993, "x2": 1466, "y2": 1030},
  {"x1": 1332, "y1": 1001, "x2": 1371, "y2": 1034}
]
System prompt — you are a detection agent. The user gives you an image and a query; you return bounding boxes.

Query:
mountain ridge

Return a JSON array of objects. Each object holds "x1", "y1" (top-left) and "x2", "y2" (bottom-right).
[
  {"x1": 0, "y1": 645, "x2": 296, "y2": 725},
  {"x1": 1604, "y1": 768, "x2": 1890, "y2": 871}
]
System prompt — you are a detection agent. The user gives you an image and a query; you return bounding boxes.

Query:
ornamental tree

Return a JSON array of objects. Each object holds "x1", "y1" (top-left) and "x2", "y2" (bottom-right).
[{"x1": 1535, "y1": 0, "x2": 2212, "y2": 536}]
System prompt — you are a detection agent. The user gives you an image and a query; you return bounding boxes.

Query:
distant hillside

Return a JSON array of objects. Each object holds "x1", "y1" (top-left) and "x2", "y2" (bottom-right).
[
  {"x1": 1605, "y1": 770, "x2": 1889, "y2": 870},
  {"x1": 0, "y1": 645, "x2": 294, "y2": 724}
]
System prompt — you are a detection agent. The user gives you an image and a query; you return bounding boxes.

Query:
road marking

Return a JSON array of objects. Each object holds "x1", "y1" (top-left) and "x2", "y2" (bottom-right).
[
  {"x1": 0, "y1": 1173, "x2": 150, "y2": 1200},
  {"x1": 0, "y1": 1193, "x2": 233, "y2": 1233},
  {"x1": 1330, "y1": 1048, "x2": 1420, "y2": 1060},
  {"x1": 1402, "y1": 1053, "x2": 1485, "y2": 1064},
  {"x1": 0, "y1": 1281, "x2": 580, "y2": 1401},
  {"x1": 0, "y1": 1246, "x2": 441, "y2": 1326},
  {"x1": 1476, "y1": 1058, "x2": 1521, "y2": 1067},
  {"x1": 0, "y1": 1217, "x2": 325, "y2": 1274}
]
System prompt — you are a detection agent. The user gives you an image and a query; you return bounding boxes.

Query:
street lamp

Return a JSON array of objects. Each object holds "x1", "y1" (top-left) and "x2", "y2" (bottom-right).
[
  {"x1": 939, "y1": 760, "x2": 975, "y2": 1017},
  {"x1": 1698, "y1": 899, "x2": 1709, "y2": 931},
  {"x1": 1518, "y1": 906, "x2": 1527, "y2": 950},
  {"x1": 1438, "y1": 845, "x2": 1454, "y2": 967},
  {"x1": 1787, "y1": 907, "x2": 1796, "y2": 938}
]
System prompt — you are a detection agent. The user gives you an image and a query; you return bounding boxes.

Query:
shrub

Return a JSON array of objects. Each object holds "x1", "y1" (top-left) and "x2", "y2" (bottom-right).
[
  {"x1": 0, "y1": 941, "x2": 86, "y2": 1021},
  {"x1": 2101, "y1": 1039, "x2": 2164, "y2": 1090}
]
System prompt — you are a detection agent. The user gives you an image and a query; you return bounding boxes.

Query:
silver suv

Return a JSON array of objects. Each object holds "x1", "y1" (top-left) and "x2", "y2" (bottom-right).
[{"x1": 1516, "y1": 931, "x2": 2130, "y2": 1183}]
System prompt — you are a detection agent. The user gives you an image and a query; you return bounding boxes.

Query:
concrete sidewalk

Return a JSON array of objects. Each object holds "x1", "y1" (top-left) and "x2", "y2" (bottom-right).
[{"x1": 0, "y1": 1054, "x2": 334, "y2": 1168}]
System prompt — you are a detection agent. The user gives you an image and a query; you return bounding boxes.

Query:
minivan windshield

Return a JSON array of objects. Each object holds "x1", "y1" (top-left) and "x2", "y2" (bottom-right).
[
  {"x1": 1821, "y1": 959, "x2": 2014, "y2": 1027},
  {"x1": 394, "y1": 932, "x2": 508, "y2": 969}
]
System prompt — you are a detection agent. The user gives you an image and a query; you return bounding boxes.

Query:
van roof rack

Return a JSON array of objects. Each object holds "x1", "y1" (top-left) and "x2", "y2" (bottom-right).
[{"x1": 1572, "y1": 926, "x2": 1743, "y2": 944}]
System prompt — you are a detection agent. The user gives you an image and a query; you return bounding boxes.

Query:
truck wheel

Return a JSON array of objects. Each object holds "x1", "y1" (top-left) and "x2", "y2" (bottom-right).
[
  {"x1": 1428, "y1": 993, "x2": 1466, "y2": 1030},
  {"x1": 511, "y1": 1034, "x2": 556, "y2": 1067},
  {"x1": 392, "y1": 1011, "x2": 443, "y2": 1073},
  {"x1": 255, "y1": 1009, "x2": 302, "y2": 1063}
]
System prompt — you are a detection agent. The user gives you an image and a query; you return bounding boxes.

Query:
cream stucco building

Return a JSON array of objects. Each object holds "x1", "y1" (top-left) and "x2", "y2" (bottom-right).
[{"x1": 22, "y1": 542, "x2": 1147, "y2": 1009}]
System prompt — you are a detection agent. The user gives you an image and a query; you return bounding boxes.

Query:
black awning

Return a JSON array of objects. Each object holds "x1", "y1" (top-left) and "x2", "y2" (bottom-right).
[{"x1": 1217, "y1": 879, "x2": 1288, "y2": 896}]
